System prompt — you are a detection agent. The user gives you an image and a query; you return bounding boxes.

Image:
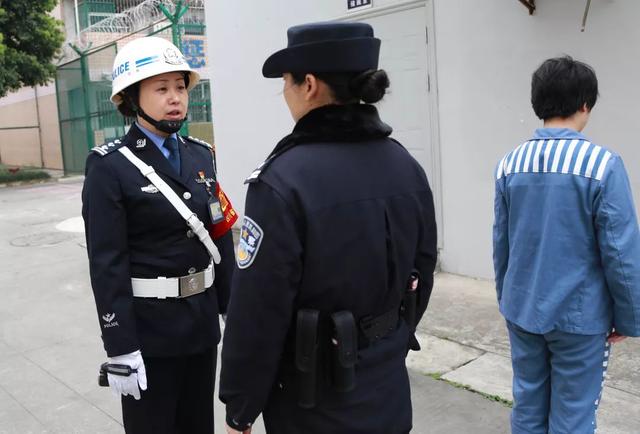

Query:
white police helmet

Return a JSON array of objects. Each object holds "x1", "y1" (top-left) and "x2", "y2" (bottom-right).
[{"x1": 110, "y1": 36, "x2": 200, "y2": 105}]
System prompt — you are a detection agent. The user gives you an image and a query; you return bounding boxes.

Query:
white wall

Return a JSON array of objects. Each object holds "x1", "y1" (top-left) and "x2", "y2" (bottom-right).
[
  {"x1": 204, "y1": 0, "x2": 430, "y2": 213},
  {"x1": 206, "y1": 0, "x2": 640, "y2": 280},
  {"x1": 434, "y1": 0, "x2": 640, "y2": 278}
]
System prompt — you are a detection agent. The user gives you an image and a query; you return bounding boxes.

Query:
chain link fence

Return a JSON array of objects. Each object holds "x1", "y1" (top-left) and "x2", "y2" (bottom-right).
[{"x1": 56, "y1": 13, "x2": 211, "y2": 173}]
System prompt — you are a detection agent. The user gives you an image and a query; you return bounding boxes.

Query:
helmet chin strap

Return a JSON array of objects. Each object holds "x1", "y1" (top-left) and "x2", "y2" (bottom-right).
[{"x1": 137, "y1": 108, "x2": 186, "y2": 134}]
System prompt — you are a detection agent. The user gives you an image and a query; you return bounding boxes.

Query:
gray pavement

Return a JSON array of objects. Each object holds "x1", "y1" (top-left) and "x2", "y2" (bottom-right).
[
  {"x1": 0, "y1": 180, "x2": 636, "y2": 433},
  {"x1": 412, "y1": 274, "x2": 640, "y2": 434}
]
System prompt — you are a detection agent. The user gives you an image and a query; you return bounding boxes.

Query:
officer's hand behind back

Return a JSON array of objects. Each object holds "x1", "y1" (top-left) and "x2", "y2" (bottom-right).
[{"x1": 107, "y1": 350, "x2": 147, "y2": 400}]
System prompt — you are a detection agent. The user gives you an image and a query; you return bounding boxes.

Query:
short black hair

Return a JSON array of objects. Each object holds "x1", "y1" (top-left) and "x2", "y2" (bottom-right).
[
  {"x1": 117, "y1": 83, "x2": 140, "y2": 118},
  {"x1": 531, "y1": 56, "x2": 598, "y2": 120},
  {"x1": 291, "y1": 69, "x2": 390, "y2": 104}
]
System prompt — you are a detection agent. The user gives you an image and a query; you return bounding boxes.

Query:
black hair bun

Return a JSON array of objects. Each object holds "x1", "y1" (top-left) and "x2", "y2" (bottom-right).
[{"x1": 350, "y1": 69, "x2": 390, "y2": 103}]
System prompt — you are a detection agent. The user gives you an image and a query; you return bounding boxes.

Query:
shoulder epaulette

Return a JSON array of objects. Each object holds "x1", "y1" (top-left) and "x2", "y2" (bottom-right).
[
  {"x1": 244, "y1": 157, "x2": 274, "y2": 184},
  {"x1": 91, "y1": 139, "x2": 124, "y2": 157},
  {"x1": 184, "y1": 135, "x2": 213, "y2": 150}
]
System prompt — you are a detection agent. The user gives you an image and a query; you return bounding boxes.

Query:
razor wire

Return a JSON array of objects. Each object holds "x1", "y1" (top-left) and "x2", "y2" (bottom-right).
[{"x1": 61, "y1": 0, "x2": 205, "y2": 62}]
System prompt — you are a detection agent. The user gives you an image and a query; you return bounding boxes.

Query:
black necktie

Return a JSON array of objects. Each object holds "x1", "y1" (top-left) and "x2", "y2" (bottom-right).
[{"x1": 163, "y1": 137, "x2": 180, "y2": 174}]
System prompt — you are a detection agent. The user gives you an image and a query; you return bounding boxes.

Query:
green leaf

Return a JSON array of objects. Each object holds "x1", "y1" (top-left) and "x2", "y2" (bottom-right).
[{"x1": 0, "y1": 0, "x2": 64, "y2": 97}]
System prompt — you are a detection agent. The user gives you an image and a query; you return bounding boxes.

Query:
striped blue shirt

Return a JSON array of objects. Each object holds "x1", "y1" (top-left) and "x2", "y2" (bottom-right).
[
  {"x1": 493, "y1": 128, "x2": 640, "y2": 336},
  {"x1": 496, "y1": 132, "x2": 612, "y2": 181}
]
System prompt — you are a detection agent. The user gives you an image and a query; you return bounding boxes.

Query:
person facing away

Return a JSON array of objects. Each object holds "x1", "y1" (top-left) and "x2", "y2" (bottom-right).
[
  {"x1": 493, "y1": 56, "x2": 640, "y2": 434},
  {"x1": 219, "y1": 22, "x2": 438, "y2": 434},
  {"x1": 82, "y1": 36, "x2": 237, "y2": 434}
]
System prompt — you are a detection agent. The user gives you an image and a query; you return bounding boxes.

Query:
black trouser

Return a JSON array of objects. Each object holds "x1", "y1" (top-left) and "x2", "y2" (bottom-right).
[{"x1": 121, "y1": 347, "x2": 216, "y2": 434}]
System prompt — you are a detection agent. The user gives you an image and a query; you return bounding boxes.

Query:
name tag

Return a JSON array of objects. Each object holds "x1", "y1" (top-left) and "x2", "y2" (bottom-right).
[{"x1": 208, "y1": 197, "x2": 224, "y2": 224}]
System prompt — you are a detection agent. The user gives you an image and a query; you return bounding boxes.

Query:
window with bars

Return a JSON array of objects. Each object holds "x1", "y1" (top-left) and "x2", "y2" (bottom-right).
[{"x1": 188, "y1": 80, "x2": 212, "y2": 123}]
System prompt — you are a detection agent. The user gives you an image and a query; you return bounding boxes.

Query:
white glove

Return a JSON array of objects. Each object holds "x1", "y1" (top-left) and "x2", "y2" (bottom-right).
[{"x1": 107, "y1": 350, "x2": 147, "y2": 400}]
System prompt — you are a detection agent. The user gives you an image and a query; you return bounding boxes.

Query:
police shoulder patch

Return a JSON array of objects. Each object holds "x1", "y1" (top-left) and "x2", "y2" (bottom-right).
[
  {"x1": 91, "y1": 139, "x2": 124, "y2": 157},
  {"x1": 236, "y1": 216, "x2": 264, "y2": 269}
]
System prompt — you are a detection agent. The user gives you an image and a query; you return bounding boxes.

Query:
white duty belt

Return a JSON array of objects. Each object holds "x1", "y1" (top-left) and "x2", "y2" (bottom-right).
[
  {"x1": 118, "y1": 147, "x2": 221, "y2": 298},
  {"x1": 131, "y1": 262, "x2": 213, "y2": 298}
]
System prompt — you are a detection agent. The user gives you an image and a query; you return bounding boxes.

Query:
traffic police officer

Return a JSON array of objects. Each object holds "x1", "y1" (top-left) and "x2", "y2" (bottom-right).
[
  {"x1": 493, "y1": 56, "x2": 640, "y2": 433},
  {"x1": 82, "y1": 36, "x2": 237, "y2": 434},
  {"x1": 220, "y1": 22, "x2": 438, "y2": 434}
]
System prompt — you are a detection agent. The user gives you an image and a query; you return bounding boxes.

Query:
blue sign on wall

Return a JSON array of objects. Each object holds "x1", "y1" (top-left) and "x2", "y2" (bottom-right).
[{"x1": 182, "y1": 38, "x2": 206, "y2": 69}]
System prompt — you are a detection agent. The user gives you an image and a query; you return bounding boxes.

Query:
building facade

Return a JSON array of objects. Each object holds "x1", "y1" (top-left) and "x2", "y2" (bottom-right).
[
  {"x1": 205, "y1": 0, "x2": 640, "y2": 279},
  {"x1": 0, "y1": 4, "x2": 64, "y2": 170},
  {"x1": 0, "y1": 0, "x2": 213, "y2": 173}
]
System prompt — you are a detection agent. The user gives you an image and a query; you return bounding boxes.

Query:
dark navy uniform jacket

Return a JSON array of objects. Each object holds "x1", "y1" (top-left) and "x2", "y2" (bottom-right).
[
  {"x1": 220, "y1": 104, "x2": 438, "y2": 434},
  {"x1": 82, "y1": 123, "x2": 237, "y2": 358}
]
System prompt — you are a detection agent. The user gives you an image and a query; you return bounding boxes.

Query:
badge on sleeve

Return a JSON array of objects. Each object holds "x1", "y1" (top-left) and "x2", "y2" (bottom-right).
[
  {"x1": 237, "y1": 216, "x2": 264, "y2": 269},
  {"x1": 208, "y1": 183, "x2": 238, "y2": 239}
]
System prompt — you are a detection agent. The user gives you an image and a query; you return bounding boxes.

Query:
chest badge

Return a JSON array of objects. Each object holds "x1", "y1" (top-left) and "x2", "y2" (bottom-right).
[
  {"x1": 237, "y1": 216, "x2": 264, "y2": 269},
  {"x1": 136, "y1": 139, "x2": 146, "y2": 148},
  {"x1": 195, "y1": 171, "x2": 214, "y2": 185},
  {"x1": 141, "y1": 184, "x2": 159, "y2": 194}
]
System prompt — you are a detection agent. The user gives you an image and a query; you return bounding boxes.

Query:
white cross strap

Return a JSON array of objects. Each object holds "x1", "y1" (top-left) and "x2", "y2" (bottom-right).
[{"x1": 118, "y1": 147, "x2": 221, "y2": 264}]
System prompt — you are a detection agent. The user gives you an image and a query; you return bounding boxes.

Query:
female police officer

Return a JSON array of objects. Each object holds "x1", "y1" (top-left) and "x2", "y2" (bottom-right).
[
  {"x1": 220, "y1": 22, "x2": 438, "y2": 434},
  {"x1": 82, "y1": 36, "x2": 237, "y2": 434}
]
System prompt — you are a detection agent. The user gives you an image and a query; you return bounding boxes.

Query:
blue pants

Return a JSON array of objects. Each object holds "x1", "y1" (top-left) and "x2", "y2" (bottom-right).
[{"x1": 506, "y1": 321, "x2": 610, "y2": 434}]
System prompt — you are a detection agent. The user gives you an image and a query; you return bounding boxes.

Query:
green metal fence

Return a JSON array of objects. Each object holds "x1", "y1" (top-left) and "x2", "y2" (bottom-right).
[
  {"x1": 78, "y1": 0, "x2": 117, "y2": 30},
  {"x1": 56, "y1": 58, "x2": 88, "y2": 173},
  {"x1": 56, "y1": 42, "x2": 125, "y2": 173},
  {"x1": 56, "y1": 20, "x2": 212, "y2": 174}
]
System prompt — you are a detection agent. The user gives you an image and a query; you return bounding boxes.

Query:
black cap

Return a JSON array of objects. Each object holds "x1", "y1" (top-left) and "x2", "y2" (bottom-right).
[{"x1": 262, "y1": 22, "x2": 381, "y2": 78}]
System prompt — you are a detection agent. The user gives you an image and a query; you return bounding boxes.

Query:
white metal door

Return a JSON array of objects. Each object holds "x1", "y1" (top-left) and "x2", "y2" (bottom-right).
[
  {"x1": 337, "y1": 1, "x2": 443, "y2": 249},
  {"x1": 360, "y1": 6, "x2": 432, "y2": 180}
]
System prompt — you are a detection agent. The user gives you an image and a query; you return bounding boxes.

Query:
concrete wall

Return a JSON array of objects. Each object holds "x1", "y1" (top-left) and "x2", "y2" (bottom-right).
[
  {"x1": 433, "y1": 0, "x2": 640, "y2": 278},
  {"x1": 38, "y1": 92, "x2": 64, "y2": 169},
  {"x1": 204, "y1": 0, "x2": 435, "y2": 212},
  {"x1": 206, "y1": 0, "x2": 640, "y2": 279},
  {"x1": 205, "y1": 1, "x2": 362, "y2": 196},
  {"x1": 0, "y1": 85, "x2": 63, "y2": 169},
  {"x1": 60, "y1": 0, "x2": 78, "y2": 40},
  {"x1": 0, "y1": 2, "x2": 64, "y2": 170}
]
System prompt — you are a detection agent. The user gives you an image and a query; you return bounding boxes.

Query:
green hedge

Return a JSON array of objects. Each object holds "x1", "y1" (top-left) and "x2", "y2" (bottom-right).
[{"x1": 0, "y1": 166, "x2": 51, "y2": 184}]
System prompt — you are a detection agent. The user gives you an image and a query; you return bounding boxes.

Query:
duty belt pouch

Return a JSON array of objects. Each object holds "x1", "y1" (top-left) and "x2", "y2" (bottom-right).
[
  {"x1": 402, "y1": 270, "x2": 420, "y2": 329},
  {"x1": 295, "y1": 309, "x2": 320, "y2": 409},
  {"x1": 402, "y1": 292, "x2": 417, "y2": 332},
  {"x1": 402, "y1": 270, "x2": 421, "y2": 351},
  {"x1": 330, "y1": 311, "x2": 358, "y2": 393}
]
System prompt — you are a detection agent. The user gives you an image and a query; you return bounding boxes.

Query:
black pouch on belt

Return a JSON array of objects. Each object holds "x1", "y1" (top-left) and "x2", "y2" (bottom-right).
[
  {"x1": 330, "y1": 311, "x2": 358, "y2": 393},
  {"x1": 402, "y1": 270, "x2": 421, "y2": 351},
  {"x1": 295, "y1": 309, "x2": 320, "y2": 408}
]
